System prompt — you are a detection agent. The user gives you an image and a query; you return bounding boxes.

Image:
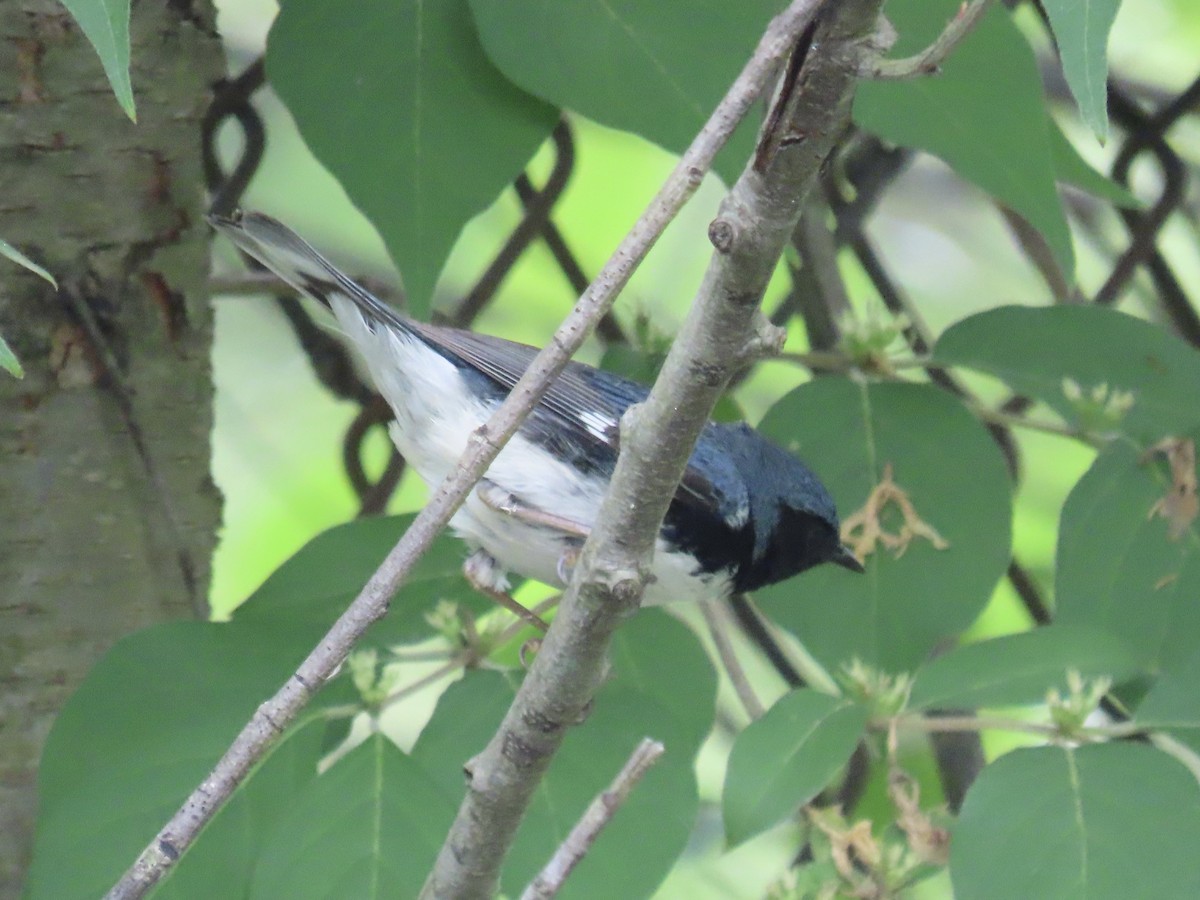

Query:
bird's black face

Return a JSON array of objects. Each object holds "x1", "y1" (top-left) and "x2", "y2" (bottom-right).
[{"x1": 733, "y1": 505, "x2": 863, "y2": 593}]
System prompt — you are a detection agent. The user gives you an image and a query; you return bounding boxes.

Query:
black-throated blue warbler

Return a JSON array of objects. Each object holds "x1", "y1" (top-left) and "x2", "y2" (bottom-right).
[{"x1": 211, "y1": 211, "x2": 863, "y2": 609}]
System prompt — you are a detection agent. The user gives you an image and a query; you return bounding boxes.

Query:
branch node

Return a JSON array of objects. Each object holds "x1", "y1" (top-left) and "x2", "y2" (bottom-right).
[
  {"x1": 744, "y1": 317, "x2": 788, "y2": 361},
  {"x1": 609, "y1": 575, "x2": 645, "y2": 607},
  {"x1": 708, "y1": 217, "x2": 737, "y2": 253}
]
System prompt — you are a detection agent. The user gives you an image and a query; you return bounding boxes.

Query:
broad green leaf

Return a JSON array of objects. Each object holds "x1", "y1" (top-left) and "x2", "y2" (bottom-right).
[
  {"x1": 1043, "y1": 0, "x2": 1123, "y2": 141},
  {"x1": 267, "y1": 0, "x2": 557, "y2": 315},
  {"x1": 1050, "y1": 124, "x2": 1139, "y2": 208},
  {"x1": 232, "y1": 514, "x2": 491, "y2": 646},
  {"x1": 413, "y1": 611, "x2": 716, "y2": 898},
  {"x1": 855, "y1": 0, "x2": 1075, "y2": 279},
  {"x1": 952, "y1": 744, "x2": 1200, "y2": 899},
  {"x1": 1137, "y1": 647, "x2": 1200, "y2": 749},
  {"x1": 251, "y1": 734, "x2": 455, "y2": 898},
  {"x1": 0, "y1": 333, "x2": 21, "y2": 379},
  {"x1": 756, "y1": 380, "x2": 1013, "y2": 672},
  {"x1": 723, "y1": 690, "x2": 867, "y2": 846},
  {"x1": 936, "y1": 305, "x2": 1200, "y2": 442},
  {"x1": 1057, "y1": 442, "x2": 1200, "y2": 676},
  {"x1": 26, "y1": 622, "x2": 327, "y2": 899},
  {"x1": 468, "y1": 0, "x2": 776, "y2": 185},
  {"x1": 909, "y1": 625, "x2": 1139, "y2": 711},
  {"x1": 153, "y1": 719, "x2": 327, "y2": 900},
  {"x1": 59, "y1": 0, "x2": 135, "y2": 120}
]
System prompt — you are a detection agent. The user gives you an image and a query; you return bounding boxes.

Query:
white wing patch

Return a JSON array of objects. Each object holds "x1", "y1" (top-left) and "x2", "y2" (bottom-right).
[{"x1": 577, "y1": 408, "x2": 615, "y2": 442}]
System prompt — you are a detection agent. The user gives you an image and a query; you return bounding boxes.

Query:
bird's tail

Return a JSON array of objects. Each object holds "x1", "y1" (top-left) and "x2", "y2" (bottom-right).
[{"x1": 208, "y1": 210, "x2": 409, "y2": 333}]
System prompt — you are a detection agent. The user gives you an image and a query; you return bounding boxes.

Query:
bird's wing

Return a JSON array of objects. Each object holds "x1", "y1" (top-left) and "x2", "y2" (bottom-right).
[
  {"x1": 410, "y1": 321, "x2": 749, "y2": 527},
  {"x1": 212, "y1": 210, "x2": 748, "y2": 527}
]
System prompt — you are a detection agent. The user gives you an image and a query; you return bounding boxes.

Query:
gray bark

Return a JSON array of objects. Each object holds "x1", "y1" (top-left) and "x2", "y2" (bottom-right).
[{"x1": 0, "y1": 1, "x2": 222, "y2": 892}]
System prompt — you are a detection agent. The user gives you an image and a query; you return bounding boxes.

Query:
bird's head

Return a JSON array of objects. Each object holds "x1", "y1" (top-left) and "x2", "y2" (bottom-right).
[{"x1": 714, "y1": 423, "x2": 864, "y2": 591}]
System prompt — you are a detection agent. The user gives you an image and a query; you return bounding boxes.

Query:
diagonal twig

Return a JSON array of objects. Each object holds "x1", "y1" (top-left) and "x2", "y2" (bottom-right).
[{"x1": 520, "y1": 738, "x2": 665, "y2": 900}]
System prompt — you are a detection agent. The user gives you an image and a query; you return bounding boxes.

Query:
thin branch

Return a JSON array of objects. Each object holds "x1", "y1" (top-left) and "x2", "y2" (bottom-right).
[
  {"x1": 1007, "y1": 559, "x2": 1053, "y2": 626},
  {"x1": 700, "y1": 599, "x2": 765, "y2": 720},
  {"x1": 965, "y1": 400, "x2": 1098, "y2": 444},
  {"x1": 1152, "y1": 732, "x2": 1200, "y2": 784},
  {"x1": 59, "y1": 282, "x2": 203, "y2": 616},
  {"x1": 728, "y1": 594, "x2": 806, "y2": 689},
  {"x1": 378, "y1": 658, "x2": 465, "y2": 713},
  {"x1": 107, "y1": 10, "x2": 780, "y2": 897},
  {"x1": 885, "y1": 714, "x2": 1144, "y2": 739},
  {"x1": 520, "y1": 739, "x2": 666, "y2": 900},
  {"x1": 420, "y1": 3, "x2": 889, "y2": 896},
  {"x1": 790, "y1": 201, "x2": 851, "y2": 352},
  {"x1": 208, "y1": 272, "x2": 298, "y2": 296},
  {"x1": 864, "y1": 0, "x2": 995, "y2": 80}
]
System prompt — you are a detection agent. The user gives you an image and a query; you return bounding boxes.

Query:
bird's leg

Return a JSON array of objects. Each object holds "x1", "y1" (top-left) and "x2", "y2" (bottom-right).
[
  {"x1": 477, "y1": 479, "x2": 591, "y2": 538},
  {"x1": 462, "y1": 548, "x2": 549, "y2": 632}
]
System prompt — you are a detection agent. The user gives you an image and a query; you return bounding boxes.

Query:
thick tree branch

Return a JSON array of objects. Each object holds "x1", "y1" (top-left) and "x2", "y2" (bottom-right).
[
  {"x1": 420, "y1": 2, "x2": 887, "y2": 897},
  {"x1": 105, "y1": 9, "x2": 808, "y2": 900}
]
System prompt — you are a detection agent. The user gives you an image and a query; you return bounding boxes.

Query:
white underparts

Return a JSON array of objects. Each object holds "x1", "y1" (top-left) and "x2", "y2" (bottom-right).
[{"x1": 331, "y1": 296, "x2": 733, "y2": 605}]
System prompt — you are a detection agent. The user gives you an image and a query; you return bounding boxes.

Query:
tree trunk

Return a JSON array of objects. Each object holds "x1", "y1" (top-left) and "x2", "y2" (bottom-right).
[{"x1": 0, "y1": 1, "x2": 223, "y2": 891}]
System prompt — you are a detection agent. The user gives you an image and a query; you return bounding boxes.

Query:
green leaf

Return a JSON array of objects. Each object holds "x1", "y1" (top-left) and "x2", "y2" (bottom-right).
[
  {"x1": 909, "y1": 625, "x2": 1139, "y2": 711},
  {"x1": 1042, "y1": 0, "x2": 1123, "y2": 141},
  {"x1": 936, "y1": 305, "x2": 1200, "y2": 442},
  {"x1": 1137, "y1": 647, "x2": 1200, "y2": 749},
  {"x1": 0, "y1": 333, "x2": 21, "y2": 379},
  {"x1": 468, "y1": 0, "x2": 776, "y2": 185},
  {"x1": 1057, "y1": 442, "x2": 1200, "y2": 676},
  {"x1": 1049, "y1": 123, "x2": 1140, "y2": 208},
  {"x1": 1, "y1": 236, "x2": 57, "y2": 288},
  {"x1": 413, "y1": 610, "x2": 716, "y2": 898},
  {"x1": 952, "y1": 744, "x2": 1200, "y2": 899},
  {"x1": 153, "y1": 718, "x2": 327, "y2": 900},
  {"x1": 756, "y1": 380, "x2": 1013, "y2": 672},
  {"x1": 232, "y1": 514, "x2": 491, "y2": 646},
  {"x1": 266, "y1": 0, "x2": 558, "y2": 315},
  {"x1": 26, "y1": 621, "x2": 326, "y2": 899},
  {"x1": 723, "y1": 690, "x2": 867, "y2": 846},
  {"x1": 1, "y1": 236, "x2": 57, "y2": 374},
  {"x1": 250, "y1": 734, "x2": 455, "y2": 899},
  {"x1": 59, "y1": 0, "x2": 136, "y2": 120},
  {"x1": 855, "y1": 0, "x2": 1075, "y2": 279}
]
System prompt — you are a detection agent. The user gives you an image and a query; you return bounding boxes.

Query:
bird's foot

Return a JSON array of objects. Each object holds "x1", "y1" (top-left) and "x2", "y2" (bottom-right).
[{"x1": 462, "y1": 548, "x2": 548, "y2": 632}]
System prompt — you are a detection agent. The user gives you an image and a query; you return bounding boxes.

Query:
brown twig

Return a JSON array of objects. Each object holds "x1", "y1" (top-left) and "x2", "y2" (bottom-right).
[
  {"x1": 864, "y1": 0, "x2": 995, "y2": 80},
  {"x1": 700, "y1": 599, "x2": 765, "y2": 720},
  {"x1": 520, "y1": 739, "x2": 665, "y2": 900}
]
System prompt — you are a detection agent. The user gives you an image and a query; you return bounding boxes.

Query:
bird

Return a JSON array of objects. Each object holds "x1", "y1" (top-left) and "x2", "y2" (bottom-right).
[{"x1": 210, "y1": 210, "x2": 864, "y2": 620}]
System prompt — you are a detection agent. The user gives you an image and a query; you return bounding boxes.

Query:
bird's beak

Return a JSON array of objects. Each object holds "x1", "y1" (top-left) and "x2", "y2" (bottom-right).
[{"x1": 832, "y1": 543, "x2": 865, "y2": 574}]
